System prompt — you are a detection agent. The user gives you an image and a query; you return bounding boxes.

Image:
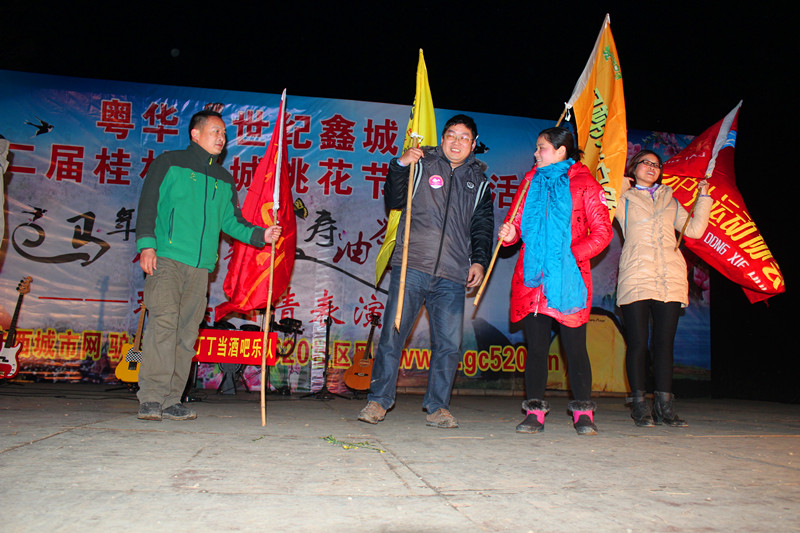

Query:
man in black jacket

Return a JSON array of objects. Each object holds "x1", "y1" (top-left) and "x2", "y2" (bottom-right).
[{"x1": 359, "y1": 114, "x2": 494, "y2": 428}]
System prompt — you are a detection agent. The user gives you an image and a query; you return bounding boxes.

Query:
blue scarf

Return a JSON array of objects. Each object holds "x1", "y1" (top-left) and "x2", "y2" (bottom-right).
[{"x1": 519, "y1": 159, "x2": 587, "y2": 314}]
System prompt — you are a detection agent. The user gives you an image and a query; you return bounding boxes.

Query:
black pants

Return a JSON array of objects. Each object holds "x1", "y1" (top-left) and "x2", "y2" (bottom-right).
[
  {"x1": 521, "y1": 314, "x2": 592, "y2": 401},
  {"x1": 621, "y1": 300, "x2": 682, "y2": 393}
]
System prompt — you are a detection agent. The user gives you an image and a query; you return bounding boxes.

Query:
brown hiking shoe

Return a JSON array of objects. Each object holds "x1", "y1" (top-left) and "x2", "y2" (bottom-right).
[
  {"x1": 426, "y1": 408, "x2": 458, "y2": 428},
  {"x1": 358, "y1": 401, "x2": 386, "y2": 424}
]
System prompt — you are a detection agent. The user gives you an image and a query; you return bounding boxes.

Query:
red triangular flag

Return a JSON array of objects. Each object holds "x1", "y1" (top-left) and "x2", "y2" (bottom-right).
[
  {"x1": 662, "y1": 102, "x2": 784, "y2": 303},
  {"x1": 215, "y1": 100, "x2": 296, "y2": 321}
]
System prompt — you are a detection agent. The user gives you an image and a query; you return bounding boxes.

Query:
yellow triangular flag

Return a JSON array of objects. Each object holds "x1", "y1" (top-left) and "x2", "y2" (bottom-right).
[{"x1": 375, "y1": 49, "x2": 438, "y2": 286}]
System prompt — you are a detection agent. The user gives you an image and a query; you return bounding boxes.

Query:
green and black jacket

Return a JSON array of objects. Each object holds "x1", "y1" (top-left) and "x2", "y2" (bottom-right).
[{"x1": 136, "y1": 142, "x2": 265, "y2": 271}]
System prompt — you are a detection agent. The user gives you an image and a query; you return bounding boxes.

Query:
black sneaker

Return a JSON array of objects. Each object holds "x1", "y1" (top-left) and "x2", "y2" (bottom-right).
[
  {"x1": 162, "y1": 403, "x2": 197, "y2": 421},
  {"x1": 137, "y1": 402, "x2": 162, "y2": 421}
]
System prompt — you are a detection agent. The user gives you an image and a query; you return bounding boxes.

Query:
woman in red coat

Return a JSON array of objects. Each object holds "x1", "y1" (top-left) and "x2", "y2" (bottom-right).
[{"x1": 499, "y1": 127, "x2": 612, "y2": 435}]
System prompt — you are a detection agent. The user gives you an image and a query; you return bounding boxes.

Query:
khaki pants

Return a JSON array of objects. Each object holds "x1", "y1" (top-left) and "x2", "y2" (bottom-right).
[{"x1": 137, "y1": 257, "x2": 208, "y2": 407}]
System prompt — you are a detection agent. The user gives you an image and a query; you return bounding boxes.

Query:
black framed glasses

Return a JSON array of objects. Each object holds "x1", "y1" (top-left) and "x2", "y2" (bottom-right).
[{"x1": 637, "y1": 160, "x2": 662, "y2": 169}]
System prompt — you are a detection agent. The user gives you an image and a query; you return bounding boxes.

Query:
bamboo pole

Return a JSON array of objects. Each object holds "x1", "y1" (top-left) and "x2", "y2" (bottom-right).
[
  {"x1": 260, "y1": 250, "x2": 276, "y2": 426},
  {"x1": 261, "y1": 90, "x2": 287, "y2": 427},
  {"x1": 675, "y1": 178, "x2": 707, "y2": 251},
  {"x1": 473, "y1": 112, "x2": 567, "y2": 308},
  {"x1": 473, "y1": 178, "x2": 530, "y2": 307},
  {"x1": 674, "y1": 201, "x2": 697, "y2": 251},
  {"x1": 393, "y1": 137, "x2": 421, "y2": 331}
]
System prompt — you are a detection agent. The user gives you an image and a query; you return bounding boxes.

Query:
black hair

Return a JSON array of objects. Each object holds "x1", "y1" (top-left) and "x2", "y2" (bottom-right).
[
  {"x1": 441, "y1": 114, "x2": 478, "y2": 140},
  {"x1": 188, "y1": 110, "x2": 223, "y2": 137},
  {"x1": 625, "y1": 149, "x2": 664, "y2": 184},
  {"x1": 538, "y1": 127, "x2": 582, "y2": 161}
]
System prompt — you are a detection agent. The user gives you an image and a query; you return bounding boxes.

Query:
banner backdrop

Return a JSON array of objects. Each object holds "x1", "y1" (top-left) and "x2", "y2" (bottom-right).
[{"x1": 0, "y1": 70, "x2": 708, "y2": 393}]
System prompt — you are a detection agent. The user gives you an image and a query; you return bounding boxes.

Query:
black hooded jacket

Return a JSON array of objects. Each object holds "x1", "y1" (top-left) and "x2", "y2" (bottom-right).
[{"x1": 386, "y1": 145, "x2": 494, "y2": 284}]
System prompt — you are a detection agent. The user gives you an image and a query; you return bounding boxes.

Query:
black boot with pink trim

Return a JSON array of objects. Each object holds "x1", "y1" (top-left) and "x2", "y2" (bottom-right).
[
  {"x1": 516, "y1": 399, "x2": 550, "y2": 433},
  {"x1": 569, "y1": 400, "x2": 597, "y2": 436}
]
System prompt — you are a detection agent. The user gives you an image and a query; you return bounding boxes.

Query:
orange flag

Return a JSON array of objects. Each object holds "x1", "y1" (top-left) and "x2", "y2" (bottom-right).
[
  {"x1": 214, "y1": 100, "x2": 296, "y2": 321},
  {"x1": 566, "y1": 13, "x2": 627, "y2": 218}
]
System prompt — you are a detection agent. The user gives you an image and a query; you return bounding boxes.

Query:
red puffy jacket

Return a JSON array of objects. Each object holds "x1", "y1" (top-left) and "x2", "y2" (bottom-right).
[{"x1": 503, "y1": 162, "x2": 612, "y2": 327}]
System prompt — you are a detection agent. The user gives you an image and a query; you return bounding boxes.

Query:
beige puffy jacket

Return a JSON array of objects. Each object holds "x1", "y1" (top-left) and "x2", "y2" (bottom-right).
[{"x1": 615, "y1": 185, "x2": 712, "y2": 307}]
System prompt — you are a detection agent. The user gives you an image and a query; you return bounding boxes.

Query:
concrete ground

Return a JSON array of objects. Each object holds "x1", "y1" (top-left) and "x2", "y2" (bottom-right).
[{"x1": 1, "y1": 383, "x2": 798, "y2": 532}]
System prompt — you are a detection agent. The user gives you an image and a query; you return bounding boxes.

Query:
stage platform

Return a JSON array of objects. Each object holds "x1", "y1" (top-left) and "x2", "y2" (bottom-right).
[{"x1": 1, "y1": 383, "x2": 798, "y2": 532}]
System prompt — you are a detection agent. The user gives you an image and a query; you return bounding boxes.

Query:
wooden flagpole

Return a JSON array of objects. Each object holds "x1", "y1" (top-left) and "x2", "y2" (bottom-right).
[
  {"x1": 675, "y1": 201, "x2": 697, "y2": 251},
  {"x1": 473, "y1": 177, "x2": 529, "y2": 307},
  {"x1": 675, "y1": 177, "x2": 708, "y2": 251},
  {"x1": 393, "y1": 134, "x2": 421, "y2": 331},
  {"x1": 473, "y1": 113, "x2": 567, "y2": 308},
  {"x1": 261, "y1": 89, "x2": 287, "y2": 427},
  {"x1": 675, "y1": 102, "x2": 739, "y2": 251}
]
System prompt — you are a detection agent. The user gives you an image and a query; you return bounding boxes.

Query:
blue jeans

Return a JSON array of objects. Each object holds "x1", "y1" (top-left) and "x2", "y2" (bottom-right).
[{"x1": 368, "y1": 268, "x2": 465, "y2": 413}]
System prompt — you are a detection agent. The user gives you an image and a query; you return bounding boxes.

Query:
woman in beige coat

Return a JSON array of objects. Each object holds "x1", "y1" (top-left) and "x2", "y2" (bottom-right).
[{"x1": 616, "y1": 150, "x2": 711, "y2": 427}]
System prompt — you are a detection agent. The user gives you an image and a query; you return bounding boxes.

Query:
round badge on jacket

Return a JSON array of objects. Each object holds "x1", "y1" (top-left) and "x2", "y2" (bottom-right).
[{"x1": 429, "y1": 175, "x2": 444, "y2": 189}]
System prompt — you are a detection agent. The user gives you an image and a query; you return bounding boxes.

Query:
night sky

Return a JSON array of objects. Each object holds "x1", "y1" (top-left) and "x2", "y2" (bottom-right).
[{"x1": 1, "y1": 2, "x2": 795, "y2": 401}]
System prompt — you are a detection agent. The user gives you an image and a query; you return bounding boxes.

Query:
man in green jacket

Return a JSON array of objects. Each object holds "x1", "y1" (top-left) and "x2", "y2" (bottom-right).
[{"x1": 135, "y1": 110, "x2": 281, "y2": 421}]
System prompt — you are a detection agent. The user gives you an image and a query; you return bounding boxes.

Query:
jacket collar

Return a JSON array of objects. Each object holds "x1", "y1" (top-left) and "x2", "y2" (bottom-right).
[
  {"x1": 424, "y1": 145, "x2": 487, "y2": 173},
  {"x1": 626, "y1": 183, "x2": 673, "y2": 208},
  {"x1": 188, "y1": 141, "x2": 217, "y2": 166}
]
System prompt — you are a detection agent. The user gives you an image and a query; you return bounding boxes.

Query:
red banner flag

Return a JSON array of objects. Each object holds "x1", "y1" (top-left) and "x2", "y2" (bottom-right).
[
  {"x1": 214, "y1": 104, "x2": 296, "y2": 321},
  {"x1": 662, "y1": 102, "x2": 785, "y2": 303}
]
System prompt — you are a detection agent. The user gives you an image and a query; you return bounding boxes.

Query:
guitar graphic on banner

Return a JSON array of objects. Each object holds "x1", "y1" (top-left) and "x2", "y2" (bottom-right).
[
  {"x1": 0, "y1": 277, "x2": 32, "y2": 380},
  {"x1": 344, "y1": 313, "x2": 381, "y2": 391},
  {"x1": 115, "y1": 303, "x2": 147, "y2": 383}
]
